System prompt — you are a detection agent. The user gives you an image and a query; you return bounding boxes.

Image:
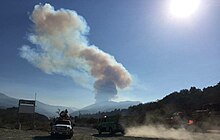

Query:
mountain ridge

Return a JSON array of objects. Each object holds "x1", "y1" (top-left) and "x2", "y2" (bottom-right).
[
  {"x1": 0, "y1": 92, "x2": 78, "y2": 117},
  {"x1": 71, "y1": 100, "x2": 141, "y2": 116},
  {"x1": 0, "y1": 92, "x2": 140, "y2": 117}
]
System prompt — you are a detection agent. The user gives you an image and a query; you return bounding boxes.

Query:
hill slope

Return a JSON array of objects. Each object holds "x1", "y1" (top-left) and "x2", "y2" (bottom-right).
[
  {"x1": 124, "y1": 82, "x2": 220, "y2": 124},
  {"x1": 75, "y1": 82, "x2": 220, "y2": 126},
  {"x1": 0, "y1": 93, "x2": 18, "y2": 108}
]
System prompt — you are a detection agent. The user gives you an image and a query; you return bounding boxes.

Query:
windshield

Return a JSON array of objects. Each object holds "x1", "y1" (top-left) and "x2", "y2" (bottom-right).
[{"x1": 55, "y1": 121, "x2": 70, "y2": 125}]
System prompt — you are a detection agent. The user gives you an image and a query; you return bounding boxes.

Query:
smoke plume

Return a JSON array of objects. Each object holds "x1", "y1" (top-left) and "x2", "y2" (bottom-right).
[{"x1": 20, "y1": 4, "x2": 132, "y2": 102}]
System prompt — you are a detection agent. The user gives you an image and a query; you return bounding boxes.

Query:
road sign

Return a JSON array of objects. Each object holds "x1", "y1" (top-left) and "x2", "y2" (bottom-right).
[{"x1": 18, "y1": 99, "x2": 35, "y2": 114}]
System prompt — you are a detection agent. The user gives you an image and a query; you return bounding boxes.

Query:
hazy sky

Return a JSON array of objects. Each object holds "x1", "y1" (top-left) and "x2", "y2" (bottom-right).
[{"x1": 0, "y1": 0, "x2": 219, "y2": 108}]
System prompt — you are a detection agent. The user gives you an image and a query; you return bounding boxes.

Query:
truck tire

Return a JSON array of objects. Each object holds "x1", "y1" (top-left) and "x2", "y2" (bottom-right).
[
  {"x1": 67, "y1": 135, "x2": 72, "y2": 139},
  {"x1": 50, "y1": 133, "x2": 56, "y2": 138},
  {"x1": 121, "y1": 130, "x2": 125, "y2": 135},
  {"x1": 109, "y1": 128, "x2": 114, "y2": 135},
  {"x1": 68, "y1": 131, "x2": 73, "y2": 139},
  {"x1": 98, "y1": 128, "x2": 102, "y2": 134}
]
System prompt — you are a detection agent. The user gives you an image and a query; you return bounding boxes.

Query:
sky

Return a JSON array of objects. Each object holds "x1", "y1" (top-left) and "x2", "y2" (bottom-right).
[{"x1": 0, "y1": 0, "x2": 220, "y2": 109}]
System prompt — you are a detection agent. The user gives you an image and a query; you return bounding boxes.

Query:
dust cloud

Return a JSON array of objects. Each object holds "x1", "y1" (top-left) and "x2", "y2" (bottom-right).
[{"x1": 125, "y1": 125, "x2": 220, "y2": 140}]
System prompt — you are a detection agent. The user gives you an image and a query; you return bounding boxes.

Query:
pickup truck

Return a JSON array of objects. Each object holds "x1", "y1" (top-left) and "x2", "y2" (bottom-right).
[
  {"x1": 51, "y1": 120, "x2": 73, "y2": 139},
  {"x1": 96, "y1": 116, "x2": 124, "y2": 135},
  {"x1": 97, "y1": 121, "x2": 125, "y2": 135}
]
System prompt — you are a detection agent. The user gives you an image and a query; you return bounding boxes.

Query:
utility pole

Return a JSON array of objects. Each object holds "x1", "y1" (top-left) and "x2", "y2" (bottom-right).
[{"x1": 33, "y1": 92, "x2": 37, "y2": 129}]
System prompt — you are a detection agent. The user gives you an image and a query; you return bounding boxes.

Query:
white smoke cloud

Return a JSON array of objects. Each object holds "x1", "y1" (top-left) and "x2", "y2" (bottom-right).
[{"x1": 20, "y1": 3, "x2": 132, "y2": 101}]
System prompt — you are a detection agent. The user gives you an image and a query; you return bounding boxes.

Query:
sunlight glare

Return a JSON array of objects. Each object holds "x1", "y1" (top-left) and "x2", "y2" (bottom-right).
[{"x1": 170, "y1": 0, "x2": 200, "y2": 18}]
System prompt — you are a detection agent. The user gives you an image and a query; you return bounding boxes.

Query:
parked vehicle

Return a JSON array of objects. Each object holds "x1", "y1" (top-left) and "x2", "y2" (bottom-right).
[{"x1": 96, "y1": 116, "x2": 124, "y2": 135}]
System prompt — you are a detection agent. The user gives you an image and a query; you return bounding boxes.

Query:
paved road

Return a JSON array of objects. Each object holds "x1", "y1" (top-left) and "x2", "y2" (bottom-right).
[{"x1": 0, "y1": 127, "x2": 220, "y2": 140}]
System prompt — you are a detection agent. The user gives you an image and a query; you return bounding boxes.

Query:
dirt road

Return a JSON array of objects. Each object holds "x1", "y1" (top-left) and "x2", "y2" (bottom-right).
[
  {"x1": 0, "y1": 127, "x2": 220, "y2": 140},
  {"x1": 0, "y1": 127, "x2": 168, "y2": 140}
]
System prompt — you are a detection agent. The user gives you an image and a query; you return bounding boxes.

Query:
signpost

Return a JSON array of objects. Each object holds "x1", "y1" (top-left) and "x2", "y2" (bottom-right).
[
  {"x1": 18, "y1": 100, "x2": 35, "y2": 113},
  {"x1": 18, "y1": 99, "x2": 36, "y2": 130}
]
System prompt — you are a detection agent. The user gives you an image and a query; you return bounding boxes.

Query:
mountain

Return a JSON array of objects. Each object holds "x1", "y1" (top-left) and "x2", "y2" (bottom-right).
[
  {"x1": 0, "y1": 92, "x2": 18, "y2": 108},
  {"x1": 0, "y1": 92, "x2": 78, "y2": 117},
  {"x1": 35, "y1": 101, "x2": 78, "y2": 117},
  {"x1": 0, "y1": 92, "x2": 140, "y2": 117},
  {"x1": 71, "y1": 100, "x2": 140, "y2": 116}
]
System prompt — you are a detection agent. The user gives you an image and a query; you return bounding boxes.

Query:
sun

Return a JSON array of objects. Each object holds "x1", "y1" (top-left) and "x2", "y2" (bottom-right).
[{"x1": 169, "y1": 0, "x2": 200, "y2": 18}]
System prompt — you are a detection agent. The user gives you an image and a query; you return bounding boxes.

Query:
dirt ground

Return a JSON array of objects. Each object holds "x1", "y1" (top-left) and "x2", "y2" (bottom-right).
[{"x1": 0, "y1": 127, "x2": 220, "y2": 140}]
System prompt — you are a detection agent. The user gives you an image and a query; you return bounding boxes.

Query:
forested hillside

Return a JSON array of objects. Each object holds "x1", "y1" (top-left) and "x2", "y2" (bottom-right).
[
  {"x1": 77, "y1": 82, "x2": 220, "y2": 126},
  {"x1": 124, "y1": 82, "x2": 219, "y2": 124}
]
